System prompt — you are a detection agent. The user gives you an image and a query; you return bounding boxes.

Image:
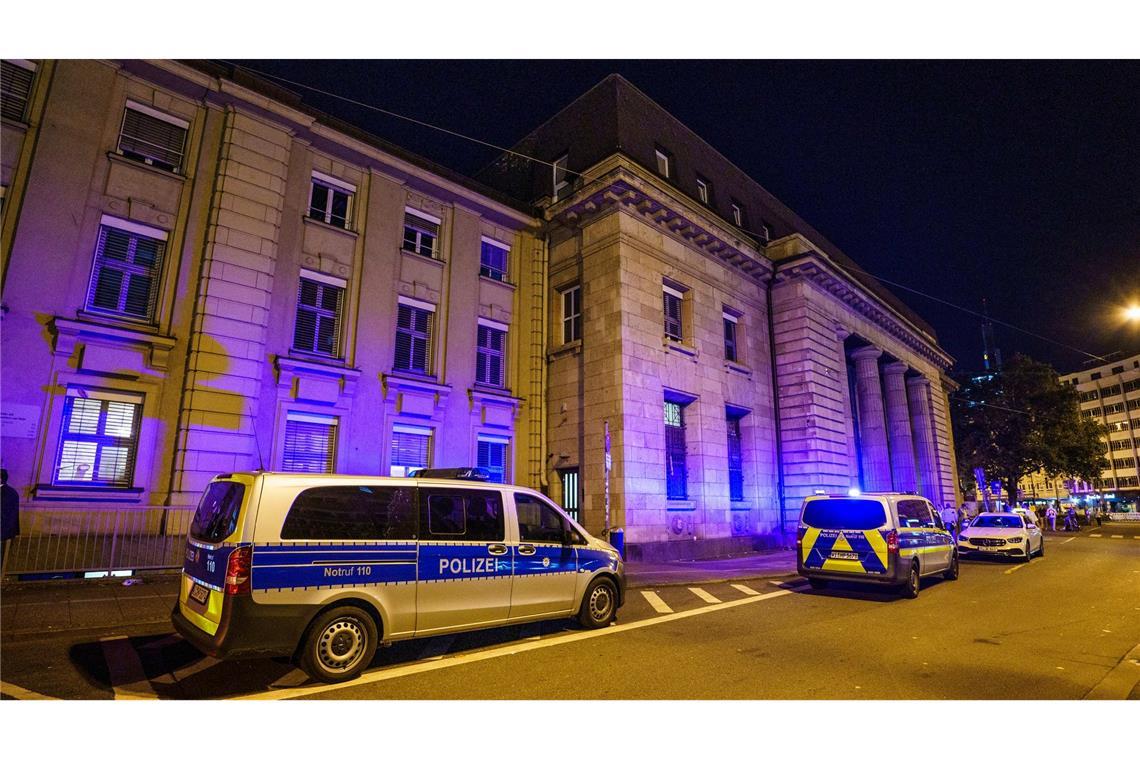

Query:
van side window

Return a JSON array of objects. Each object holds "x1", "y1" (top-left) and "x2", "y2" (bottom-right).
[
  {"x1": 423, "y1": 488, "x2": 504, "y2": 542},
  {"x1": 897, "y1": 499, "x2": 936, "y2": 529},
  {"x1": 281, "y1": 486, "x2": 417, "y2": 540},
  {"x1": 515, "y1": 493, "x2": 581, "y2": 544}
]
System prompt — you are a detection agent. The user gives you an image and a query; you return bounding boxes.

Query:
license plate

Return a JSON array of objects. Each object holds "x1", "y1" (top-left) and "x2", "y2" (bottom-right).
[
  {"x1": 189, "y1": 583, "x2": 210, "y2": 605},
  {"x1": 980, "y1": 545, "x2": 999, "y2": 552},
  {"x1": 829, "y1": 551, "x2": 859, "y2": 560}
]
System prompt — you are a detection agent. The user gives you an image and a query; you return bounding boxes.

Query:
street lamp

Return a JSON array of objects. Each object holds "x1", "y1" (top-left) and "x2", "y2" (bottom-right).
[{"x1": 1125, "y1": 304, "x2": 1140, "y2": 322}]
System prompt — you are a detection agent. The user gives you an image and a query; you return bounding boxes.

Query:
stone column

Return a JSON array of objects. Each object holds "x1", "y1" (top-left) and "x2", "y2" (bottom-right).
[
  {"x1": 883, "y1": 362, "x2": 918, "y2": 491},
  {"x1": 851, "y1": 346, "x2": 892, "y2": 491},
  {"x1": 906, "y1": 375, "x2": 940, "y2": 502}
]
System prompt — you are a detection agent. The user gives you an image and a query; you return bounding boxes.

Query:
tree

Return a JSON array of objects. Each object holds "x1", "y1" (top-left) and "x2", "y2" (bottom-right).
[{"x1": 952, "y1": 354, "x2": 1107, "y2": 506}]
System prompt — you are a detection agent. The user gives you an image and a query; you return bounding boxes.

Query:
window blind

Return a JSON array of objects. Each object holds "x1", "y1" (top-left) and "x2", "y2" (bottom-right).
[
  {"x1": 118, "y1": 106, "x2": 187, "y2": 172},
  {"x1": 394, "y1": 304, "x2": 433, "y2": 373},
  {"x1": 86, "y1": 224, "x2": 166, "y2": 321},
  {"x1": 476, "y1": 324, "x2": 506, "y2": 387},
  {"x1": 282, "y1": 414, "x2": 337, "y2": 473},
  {"x1": 477, "y1": 438, "x2": 508, "y2": 484},
  {"x1": 391, "y1": 428, "x2": 431, "y2": 475},
  {"x1": 1, "y1": 60, "x2": 35, "y2": 121},
  {"x1": 664, "y1": 290, "x2": 683, "y2": 340},
  {"x1": 293, "y1": 277, "x2": 344, "y2": 356},
  {"x1": 54, "y1": 392, "x2": 141, "y2": 487}
]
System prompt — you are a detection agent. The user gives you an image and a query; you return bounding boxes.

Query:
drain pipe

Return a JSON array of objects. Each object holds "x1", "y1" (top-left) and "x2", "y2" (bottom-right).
[{"x1": 765, "y1": 270, "x2": 787, "y2": 543}]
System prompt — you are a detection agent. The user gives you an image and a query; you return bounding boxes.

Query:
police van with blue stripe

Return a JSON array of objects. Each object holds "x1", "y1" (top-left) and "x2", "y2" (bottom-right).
[
  {"x1": 171, "y1": 468, "x2": 625, "y2": 683},
  {"x1": 796, "y1": 492, "x2": 958, "y2": 598}
]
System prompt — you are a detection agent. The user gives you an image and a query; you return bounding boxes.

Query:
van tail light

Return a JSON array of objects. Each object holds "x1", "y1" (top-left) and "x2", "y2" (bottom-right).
[
  {"x1": 225, "y1": 546, "x2": 252, "y2": 596},
  {"x1": 795, "y1": 527, "x2": 805, "y2": 548},
  {"x1": 886, "y1": 530, "x2": 899, "y2": 555}
]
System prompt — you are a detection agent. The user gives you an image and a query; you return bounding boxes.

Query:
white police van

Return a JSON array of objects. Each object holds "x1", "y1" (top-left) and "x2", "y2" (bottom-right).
[{"x1": 171, "y1": 468, "x2": 625, "y2": 683}]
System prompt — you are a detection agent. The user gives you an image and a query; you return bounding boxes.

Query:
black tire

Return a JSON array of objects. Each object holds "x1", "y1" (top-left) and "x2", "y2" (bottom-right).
[
  {"x1": 1038, "y1": 538, "x2": 1045, "y2": 557},
  {"x1": 577, "y1": 576, "x2": 618, "y2": 629},
  {"x1": 901, "y1": 562, "x2": 920, "y2": 599},
  {"x1": 1021, "y1": 544, "x2": 1032, "y2": 563},
  {"x1": 808, "y1": 578, "x2": 828, "y2": 590},
  {"x1": 943, "y1": 551, "x2": 959, "y2": 581},
  {"x1": 299, "y1": 606, "x2": 378, "y2": 684}
]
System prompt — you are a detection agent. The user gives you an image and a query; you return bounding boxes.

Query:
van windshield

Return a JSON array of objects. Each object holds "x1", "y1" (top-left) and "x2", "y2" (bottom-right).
[
  {"x1": 801, "y1": 498, "x2": 887, "y2": 530},
  {"x1": 190, "y1": 480, "x2": 246, "y2": 543}
]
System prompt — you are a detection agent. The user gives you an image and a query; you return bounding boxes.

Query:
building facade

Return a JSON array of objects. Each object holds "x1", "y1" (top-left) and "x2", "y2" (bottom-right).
[
  {"x1": 1, "y1": 61, "x2": 960, "y2": 562},
  {"x1": 1062, "y1": 353, "x2": 1140, "y2": 508}
]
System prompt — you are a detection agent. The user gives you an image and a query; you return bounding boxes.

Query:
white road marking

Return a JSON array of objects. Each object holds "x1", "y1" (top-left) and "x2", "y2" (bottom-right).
[
  {"x1": 269, "y1": 669, "x2": 312, "y2": 689},
  {"x1": 233, "y1": 587, "x2": 797, "y2": 701},
  {"x1": 1062, "y1": 537, "x2": 1077, "y2": 545},
  {"x1": 640, "y1": 590, "x2": 674, "y2": 614},
  {"x1": 1090, "y1": 534, "x2": 1102, "y2": 538},
  {"x1": 1005, "y1": 558, "x2": 1044, "y2": 575},
  {"x1": 0, "y1": 681, "x2": 59, "y2": 700},
  {"x1": 731, "y1": 584, "x2": 760, "y2": 596},
  {"x1": 1111, "y1": 535, "x2": 1124, "y2": 539},
  {"x1": 100, "y1": 636, "x2": 158, "y2": 700},
  {"x1": 689, "y1": 587, "x2": 722, "y2": 604}
]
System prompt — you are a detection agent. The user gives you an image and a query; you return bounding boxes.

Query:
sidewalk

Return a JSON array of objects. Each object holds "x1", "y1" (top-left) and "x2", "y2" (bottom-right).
[{"x1": 0, "y1": 548, "x2": 798, "y2": 640}]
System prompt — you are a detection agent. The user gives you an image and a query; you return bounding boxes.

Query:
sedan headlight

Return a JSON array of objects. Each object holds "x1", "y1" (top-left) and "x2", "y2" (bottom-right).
[
  {"x1": 1007, "y1": 536, "x2": 1024, "y2": 544},
  {"x1": 957, "y1": 534, "x2": 970, "y2": 543}
]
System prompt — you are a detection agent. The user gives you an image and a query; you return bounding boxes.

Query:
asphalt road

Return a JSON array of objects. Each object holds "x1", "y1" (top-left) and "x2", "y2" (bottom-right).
[{"x1": 2, "y1": 523, "x2": 1137, "y2": 700}]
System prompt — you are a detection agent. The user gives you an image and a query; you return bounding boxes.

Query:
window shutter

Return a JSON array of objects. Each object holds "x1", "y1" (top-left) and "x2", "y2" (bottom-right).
[
  {"x1": 282, "y1": 415, "x2": 337, "y2": 473},
  {"x1": 87, "y1": 225, "x2": 166, "y2": 321},
  {"x1": 664, "y1": 291, "x2": 683, "y2": 339},
  {"x1": 395, "y1": 304, "x2": 433, "y2": 373},
  {"x1": 1, "y1": 61, "x2": 35, "y2": 121},
  {"x1": 293, "y1": 277, "x2": 343, "y2": 356},
  {"x1": 118, "y1": 107, "x2": 187, "y2": 172}
]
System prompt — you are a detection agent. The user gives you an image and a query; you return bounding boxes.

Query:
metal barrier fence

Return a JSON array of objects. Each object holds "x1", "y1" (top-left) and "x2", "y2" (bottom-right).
[
  {"x1": 1, "y1": 505, "x2": 195, "y2": 579},
  {"x1": 1107, "y1": 512, "x2": 1140, "y2": 521}
]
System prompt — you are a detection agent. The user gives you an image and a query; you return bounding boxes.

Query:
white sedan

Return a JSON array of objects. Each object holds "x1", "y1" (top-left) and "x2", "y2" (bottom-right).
[{"x1": 958, "y1": 513, "x2": 1044, "y2": 561}]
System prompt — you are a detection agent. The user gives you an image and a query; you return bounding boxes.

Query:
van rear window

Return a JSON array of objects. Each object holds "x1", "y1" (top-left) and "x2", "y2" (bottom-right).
[
  {"x1": 190, "y1": 481, "x2": 246, "y2": 543},
  {"x1": 801, "y1": 498, "x2": 886, "y2": 530}
]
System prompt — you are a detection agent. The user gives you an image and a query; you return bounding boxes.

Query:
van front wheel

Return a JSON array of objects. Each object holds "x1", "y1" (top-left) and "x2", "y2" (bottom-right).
[
  {"x1": 300, "y1": 606, "x2": 378, "y2": 684},
  {"x1": 578, "y1": 577, "x2": 618, "y2": 629}
]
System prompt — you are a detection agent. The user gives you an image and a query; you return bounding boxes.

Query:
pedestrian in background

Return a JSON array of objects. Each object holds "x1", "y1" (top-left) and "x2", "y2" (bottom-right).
[
  {"x1": 1046, "y1": 503, "x2": 1057, "y2": 531},
  {"x1": 1, "y1": 469, "x2": 20, "y2": 567},
  {"x1": 941, "y1": 503, "x2": 958, "y2": 536}
]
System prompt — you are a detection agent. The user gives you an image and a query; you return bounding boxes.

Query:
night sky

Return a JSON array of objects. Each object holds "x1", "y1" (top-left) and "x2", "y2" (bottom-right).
[{"x1": 237, "y1": 59, "x2": 1140, "y2": 374}]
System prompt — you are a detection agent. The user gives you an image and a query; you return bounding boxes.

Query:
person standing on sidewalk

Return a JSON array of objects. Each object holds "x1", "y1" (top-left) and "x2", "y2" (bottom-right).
[
  {"x1": 941, "y1": 503, "x2": 958, "y2": 536},
  {"x1": 1, "y1": 468, "x2": 20, "y2": 567},
  {"x1": 1046, "y1": 503, "x2": 1057, "y2": 532}
]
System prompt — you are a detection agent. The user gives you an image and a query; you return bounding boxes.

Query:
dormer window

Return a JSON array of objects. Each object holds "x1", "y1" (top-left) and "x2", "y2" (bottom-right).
[
  {"x1": 654, "y1": 147, "x2": 672, "y2": 178},
  {"x1": 553, "y1": 153, "x2": 569, "y2": 199},
  {"x1": 731, "y1": 202, "x2": 744, "y2": 227},
  {"x1": 696, "y1": 176, "x2": 711, "y2": 206}
]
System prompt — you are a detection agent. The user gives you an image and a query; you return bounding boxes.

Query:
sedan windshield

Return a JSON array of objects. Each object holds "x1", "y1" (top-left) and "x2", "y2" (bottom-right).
[{"x1": 971, "y1": 514, "x2": 1024, "y2": 529}]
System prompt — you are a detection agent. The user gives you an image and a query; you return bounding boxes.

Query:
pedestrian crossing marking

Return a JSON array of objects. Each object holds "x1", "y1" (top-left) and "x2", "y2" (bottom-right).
[
  {"x1": 1111, "y1": 535, "x2": 1124, "y2": 539},
  {"x1": 640, "y1": 590, "x2": 673, "y2": 614},
  {"x1": 689, "y1": 587, "x2": 721, "y2": 604},
  {"x1": 1090, "y1": 534, "x2": 1102, "y2": 538},
  {"x1": 731, "y1": 584, "x2": 760, "y2": 596}
]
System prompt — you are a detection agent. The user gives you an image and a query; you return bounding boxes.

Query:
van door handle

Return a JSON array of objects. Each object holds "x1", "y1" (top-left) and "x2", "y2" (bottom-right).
[
  {"x1": 517, "y1": 544, "x2": 536, "y2": 556},
  {"x1": 488, "y1": 544, "x2": 508, "y2": 556}
]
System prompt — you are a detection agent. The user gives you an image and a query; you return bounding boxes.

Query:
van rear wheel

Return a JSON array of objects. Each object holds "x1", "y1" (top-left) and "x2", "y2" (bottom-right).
[
  {"x1": 299, "y1": 606, "x2": 378, "y2": 684},
  {"x1": 578, "y1": 577, "x2": 618, "y2": 629},
  {"x1": 901, "y1": 562, "x2": 920, "y2": 599}
]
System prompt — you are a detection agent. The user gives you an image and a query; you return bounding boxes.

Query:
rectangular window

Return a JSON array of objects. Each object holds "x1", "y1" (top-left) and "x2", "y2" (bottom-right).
[
  {"x1": 655, "y1": 148, "x2": 672, "y2": 178},
  {"x1": 553, "y1": 153, "x2": 569, "y2": 198},
  {"x1": 1102, "y1": 385, "x2": 1122, "y2": 398},
  {"x1": 665, "y1": 400, "x2": 687, "y2": 500},
  {"x1": 85, "y1": 217, "x2": 167, "y2": 322},
  {"x1": 731, "y1": 202, "x2": 744, "y2": 227},
  {"x1": 390, "y1": 425, "x2": 432, "y2": 477},
  {"x1": 1109, "y1": 439, "x2": 1132, "y2": 451},
  {"x1": 117, "y1": 101, "x2": 188, "y2": 173},
  {"x1": 282, "y1": 412, "x2": 337, "y2": 474},
  {"x1": 562, "y1": 285, "x2": 582, "y2": 344},
  {"x1": 560, "y1": 468, "x2": 580, "y2": 522},
  {"x1": 1, "y1": 60, "x2": 36, "y2": 122},
  {"x1": 424, "y1": 488, "x2": 504, "y2": 541},
  {"x1": 479, "y1": 237, "x2": 509, "y2": 282},
  {"x1": 476, "y1": 322, "x2": 507, "y2": 388},
  {"x1": 282, "y1": 485, "x2": 417, "y2": 540},
  {"x1": 758, "y1": 223, "x2": 771, "y2": 243},
  {"x1": 663, "y1": 284, "x2": 684, "y2": 341},
  {"x1": 54, "y1": 389, "x2": 142, "y2": 487},
  {"x1": 394, "y1": 300, "x2": 434, "y2": 374},
  {"x1": 727, "y1": 413, "x2": 744, "y2": 501},
  {"x1": 696, "y1": 177, "x2": 711, "y2": 205},
  {"x1": 477, "y1": 435, "x2": 510, "y2": 484},
  {"x1": 308, "y1": 173, "x2": 354, "y2": 229},
  {"x1": 402, "y1": 208, "x2": 440, "y2": 258},
  {"x1": 723, "y1": 313, "x2": 739, "y2": 363},
  {"x1": 292, "y1": 273, "x2": 345, "y2": 357}
]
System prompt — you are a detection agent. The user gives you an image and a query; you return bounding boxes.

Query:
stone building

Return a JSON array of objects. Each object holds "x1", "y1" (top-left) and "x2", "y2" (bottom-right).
[{"x1": 1, "y1": 61, "x2": 960, "y2": 563}]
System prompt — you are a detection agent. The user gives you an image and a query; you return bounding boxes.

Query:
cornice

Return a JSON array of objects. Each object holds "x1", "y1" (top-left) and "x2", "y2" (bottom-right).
[
  {"x1": 774, "y1": 252, "x2": 954, "y2": 371},
  {"x1": 548, "y1": 163, "x2": 774, "y2": 285}
]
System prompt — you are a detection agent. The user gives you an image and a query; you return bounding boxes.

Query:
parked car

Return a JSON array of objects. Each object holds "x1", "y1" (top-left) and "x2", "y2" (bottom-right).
[{"x1": 957, "y1": 512, "x2": 1043, "y2": 561}]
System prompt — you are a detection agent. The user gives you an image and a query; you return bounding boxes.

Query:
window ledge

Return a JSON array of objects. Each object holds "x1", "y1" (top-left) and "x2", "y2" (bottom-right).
[
  {"x1": 33, "y1": 485, "x2": 145, "y2": 503},
  {"x1": 302, "y1": 215, "x2": 358, "y2": 238},
  {"x1": 666, "y1": 500, "x2": 696, "y2": 511},
  {"x1": 548, "y1": 340, "x2": 582, "y2": 361},
  {"x1": 399, "y1": 248, "x2": 445, "y2": 267},
  {"x1": 725, "y1": 360, "x2": 752, "y2": 377},
  {"x1": 53, "y1": 315, "x2": 176, "y2": 370},
  {"x1": 664, "y1": 338, "x2": 698, "y2": 359},
  {"x1": 106, "y1": 151, "x2": 187, "y2": 182},
  {"x1": 1, "y1": 116, "x2": 30, "y2": 133},
  {"x1": 479, "y1": 274, "x2": 516, "y2": 290}
]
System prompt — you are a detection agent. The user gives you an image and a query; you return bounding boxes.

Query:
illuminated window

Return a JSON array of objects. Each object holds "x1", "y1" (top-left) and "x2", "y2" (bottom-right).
[
  {"x1": 665, "y1": 400, "x2": 687, "y2": 500},
  {"x1": 561, "y1": 285, "x2": 582, "y2": 344},
  {"x1": 293, "y1": 273, "x2": 344, "y2": 357},
  {"x1": 480, "y1": 237, "x2": 509, "y2": 282},
  {"x1": 476, "y1": 321, "x2": 507, "y2": 388},
  {"x1": 1, "y1": 60, "x2": 36, "y2": 122},
  {"x1": 402, "y1": 208, "x2": 440, "y2": 258},
  {"x1": 308, "y1": 173, "x2": 354, "y2": 229},
  {"x1": 390, "y1": 425, "x2": 432, "y2": 477},
  {"x1": 54, "y1": 389, "x2": 142, "y2": 487},
  {"x1": 394, "y1": 299, "x2": 435, "y2": 374},
  {"x1": 559, "y1": 468, "x2": 580, "y2": 522},
  {"x1": 282, "y1": 412, "x2": 337, "y2": 474},
  {"x1": 726, "y1": 411, "x2": 745, "y2": 501},
  {"x1": 86, "y1": 216, "x2": 167, "y2": 322},
  {"x1": 478, "y1": 435, "x2": 510, "y2": 484},
  {"x1": 117, "y1": 101, "x2": 188, "y2": 173}
]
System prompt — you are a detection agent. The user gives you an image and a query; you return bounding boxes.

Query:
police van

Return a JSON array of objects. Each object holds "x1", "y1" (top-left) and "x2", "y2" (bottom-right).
[
  {"x1": 171, "y1": 468, "x2": 625, "y2": 683},
  {"x1": 796, "y1": 492, "x2": 958, "y2": 598}
]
